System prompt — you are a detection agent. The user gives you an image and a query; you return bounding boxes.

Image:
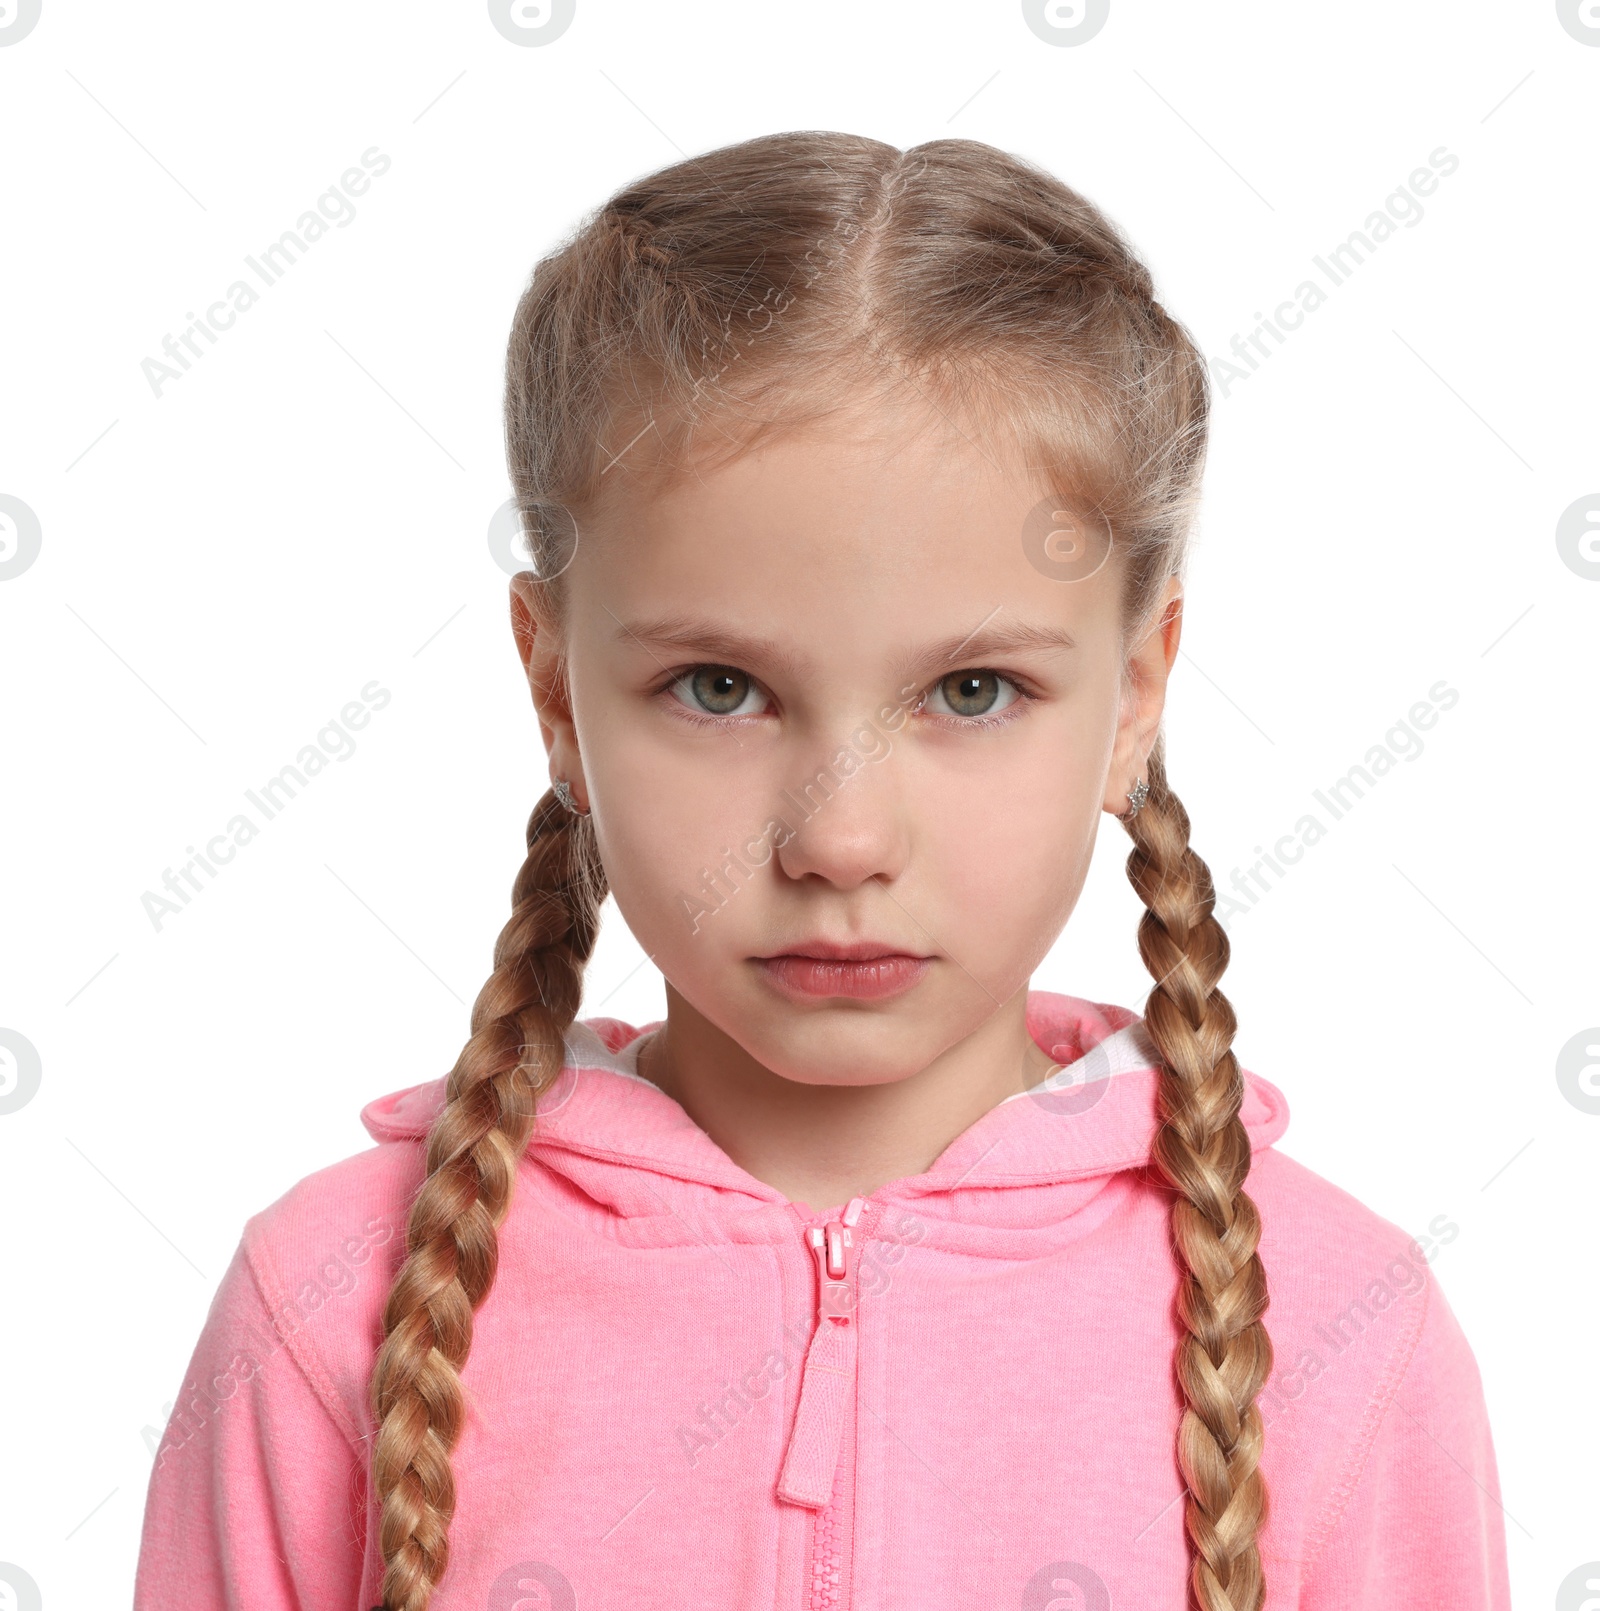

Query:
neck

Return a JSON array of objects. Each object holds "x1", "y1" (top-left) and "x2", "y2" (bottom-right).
[{"x1": 635, "y1": 981, "x2": 1057, "y2": 1214}]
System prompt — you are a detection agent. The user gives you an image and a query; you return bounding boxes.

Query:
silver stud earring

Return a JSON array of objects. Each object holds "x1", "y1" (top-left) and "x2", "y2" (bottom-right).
[
  {"x1": 1123, "y1": 776, "x2": 1149, "y2": 818},
  {"x1": 552, "y1": 778, "x2": 589, "y2": 817}
]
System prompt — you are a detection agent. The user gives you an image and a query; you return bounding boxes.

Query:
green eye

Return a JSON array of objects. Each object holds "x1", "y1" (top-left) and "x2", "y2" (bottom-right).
[
  {"x1": 691, "y1": 667, "x2": 748, "y2": 713},
  {"x1": 675, "y1": 665, "x2": 762, "y2": 716},
  {"x1": 934, "y1": 670, "x2": 998, "y2": 715},
  {"x1": 930, "y1": 670, "x2": 1014, "y2": 719},
  {"x1": 941, "y1": 672, "x2": 998, "y2": 716}
]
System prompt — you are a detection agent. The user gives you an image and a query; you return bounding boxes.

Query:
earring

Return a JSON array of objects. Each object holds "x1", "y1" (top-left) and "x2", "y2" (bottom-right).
[
  {"x1": 1122, "y1": 776, "x2": 1149, "y2": 818},
  {"x1": 552, "y1": 778, "x2": 590, "y2": 817}
]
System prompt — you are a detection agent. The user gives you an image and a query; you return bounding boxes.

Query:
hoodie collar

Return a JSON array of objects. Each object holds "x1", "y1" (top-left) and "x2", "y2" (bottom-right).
[{"x1": 360, "y1": 991, "x2": 1288, "y2": 1205}]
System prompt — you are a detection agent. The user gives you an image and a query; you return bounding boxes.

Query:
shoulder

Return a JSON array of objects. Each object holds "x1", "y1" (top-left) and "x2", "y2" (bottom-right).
[
  {"x1": 230, "y1": 1136, "x2": 424, "y2": 1443},
  {"x1": 223, "y1": 1020, "x2": 652, "y2": 1431},
  {"x1": 1247, "y1": 1143, "x2": 1455, "y2": 1375},
  {"x1": 1237, "y1": 1150, "x2": 1505, "y2": 1588},
  {"x1": 1218, "y1": 1064, "x2": 1456, "y2": 1374},
  {"x1": 240, "y1": 1131, "x2": 423, "y2": 1282},
  {"x1": 1239, "y1": 1145, "x2": 1481, "y2": 1548},
  {"x1": 1248, "y1": 1144, "x2": 1459, "y2": 1292}
]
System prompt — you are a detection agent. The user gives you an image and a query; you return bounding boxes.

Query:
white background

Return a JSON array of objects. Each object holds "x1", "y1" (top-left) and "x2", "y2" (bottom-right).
[{"x1": 1, "y1": 1, "x2": 1595, "y2": 1604}]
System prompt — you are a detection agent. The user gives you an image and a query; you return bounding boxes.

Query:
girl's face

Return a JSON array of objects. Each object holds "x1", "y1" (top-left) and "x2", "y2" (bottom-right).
[{"x1": 515, "y1": 390, "x2": 1179, "y2": 1090}]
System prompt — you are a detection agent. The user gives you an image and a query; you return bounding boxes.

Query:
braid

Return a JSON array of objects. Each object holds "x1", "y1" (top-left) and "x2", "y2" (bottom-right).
[
  {"x1": 1123, "y1": 742, "x2": 1273, "y2": 1611},
  {"x1": 368, "y1": 789, "x2": 607, "y2": 1611}
]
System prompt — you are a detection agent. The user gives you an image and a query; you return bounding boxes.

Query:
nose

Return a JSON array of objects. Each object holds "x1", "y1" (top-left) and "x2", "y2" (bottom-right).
[{"x1": 771, "y1": 734, "x2": 910, "y2": 891}]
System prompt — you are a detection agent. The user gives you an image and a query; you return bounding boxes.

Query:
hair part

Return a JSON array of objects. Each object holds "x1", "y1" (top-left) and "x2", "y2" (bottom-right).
[{"x1": 369, "y1": 130, "x2": 1270, "y2": 1611}]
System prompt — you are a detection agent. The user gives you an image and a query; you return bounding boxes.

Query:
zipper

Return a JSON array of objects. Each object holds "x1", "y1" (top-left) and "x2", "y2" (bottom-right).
[{"x1": 778, "y1": 1194, "x2": 871, "y2": 1611}]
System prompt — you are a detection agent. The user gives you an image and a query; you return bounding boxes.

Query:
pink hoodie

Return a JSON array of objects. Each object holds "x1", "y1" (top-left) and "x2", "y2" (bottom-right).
[{"x1": 134, "y1": 991, "x2": 1511, "y2": 1610}]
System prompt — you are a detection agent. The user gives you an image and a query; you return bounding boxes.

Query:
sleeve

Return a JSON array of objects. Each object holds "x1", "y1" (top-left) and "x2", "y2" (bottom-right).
[
  {"x1": 1299, "y1": 1273, "x2": 1513, "y2": 1610},
  {"x1": 133, "y1": 1237, "x2": 371, "y2": 1610}
]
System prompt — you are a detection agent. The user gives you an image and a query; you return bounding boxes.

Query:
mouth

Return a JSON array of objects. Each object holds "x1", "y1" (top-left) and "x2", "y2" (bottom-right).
[{"x1": 752, "y1": 940, "x2": 935, "y2": 1002}]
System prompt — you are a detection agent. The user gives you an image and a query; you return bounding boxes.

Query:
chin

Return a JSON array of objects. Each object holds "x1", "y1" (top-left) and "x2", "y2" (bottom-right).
[{"x1": 735, "y1": 1002, "x2": 944, "y2": 1089}]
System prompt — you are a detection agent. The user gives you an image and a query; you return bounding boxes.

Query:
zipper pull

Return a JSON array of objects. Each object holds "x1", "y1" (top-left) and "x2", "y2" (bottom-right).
[{"x1": 777, "y1": 1197, "x2": 868, "y2": 1509}]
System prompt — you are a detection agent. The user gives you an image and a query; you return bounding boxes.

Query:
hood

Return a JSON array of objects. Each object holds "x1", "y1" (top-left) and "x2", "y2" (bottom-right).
[{"x1": 360, "y1": 991, "x2": 1289, "y2": 1214}]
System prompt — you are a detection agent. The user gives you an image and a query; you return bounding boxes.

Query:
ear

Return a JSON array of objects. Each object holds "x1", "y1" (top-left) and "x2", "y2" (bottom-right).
[
  {"x1": 509, "y1": 575, "x2": 590, "y2": 812},
  {"x1": 1102, "y1": 574, "x2": 1183, "y2": 816}
]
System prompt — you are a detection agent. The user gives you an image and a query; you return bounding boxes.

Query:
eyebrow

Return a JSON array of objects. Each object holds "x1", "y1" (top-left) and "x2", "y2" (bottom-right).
[
  {"x1": 612, "y1": 612, "x2": 1077, "y2": 683},
  {"x1": 901, "y1": 620, "x2": 1079, "y2": 681}
]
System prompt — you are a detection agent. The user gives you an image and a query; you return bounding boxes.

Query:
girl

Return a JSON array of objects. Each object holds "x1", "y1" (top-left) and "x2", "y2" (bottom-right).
[{"x1": 134, "y1": 132, "x2": 1511, "y2": 1611}]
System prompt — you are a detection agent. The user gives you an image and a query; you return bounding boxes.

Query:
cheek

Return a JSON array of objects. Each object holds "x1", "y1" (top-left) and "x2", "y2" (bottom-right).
[
  {"x1": 914, "y1": 681, "x2": 1116, "y2": 973},
  {"x1": 586, "y1": 733, "x2": 772, "y2": 944},
  {"x1": 924, "y1": 756, "x2": 1100, "y2": 958}
]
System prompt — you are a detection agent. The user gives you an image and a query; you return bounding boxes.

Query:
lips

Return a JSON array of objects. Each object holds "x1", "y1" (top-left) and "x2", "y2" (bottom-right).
[{"x1": 753, "y1": 942, "x2": 934, "y2": 1001}]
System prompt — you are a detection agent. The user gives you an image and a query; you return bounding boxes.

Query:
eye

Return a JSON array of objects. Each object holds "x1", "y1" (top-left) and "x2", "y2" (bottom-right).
[
  {"x1": 667, "y1": 665, "x2": 769, "y2": 719},
  {"x1": 923, "y1": 670, "x2": 1022, "y2": 721}
]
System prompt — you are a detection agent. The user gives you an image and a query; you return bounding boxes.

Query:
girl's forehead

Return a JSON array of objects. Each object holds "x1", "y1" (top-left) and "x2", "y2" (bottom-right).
[
  {"x1": 569, "y1": 478, "x2": 1122, "y2": 673},
  {"x1": 590, "y1": 409, "x2": 1052, "y2": 561},
  {"x1": 566, "y1": 393, "x2": 1125, "y2": 648},
  {"x1": 598, "y1": 382, "x2": 1050, "y2": 512}
]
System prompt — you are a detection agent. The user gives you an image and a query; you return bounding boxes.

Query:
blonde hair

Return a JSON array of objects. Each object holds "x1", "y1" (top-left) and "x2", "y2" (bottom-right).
[{"x1": 369, "y1": 131, "x2": 1271, "y2": 1611}]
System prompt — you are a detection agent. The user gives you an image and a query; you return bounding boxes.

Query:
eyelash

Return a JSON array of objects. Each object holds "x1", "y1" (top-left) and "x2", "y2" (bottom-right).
[{"x1": 652, "y1": 666, "x2": 1038, "y2": 732}]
